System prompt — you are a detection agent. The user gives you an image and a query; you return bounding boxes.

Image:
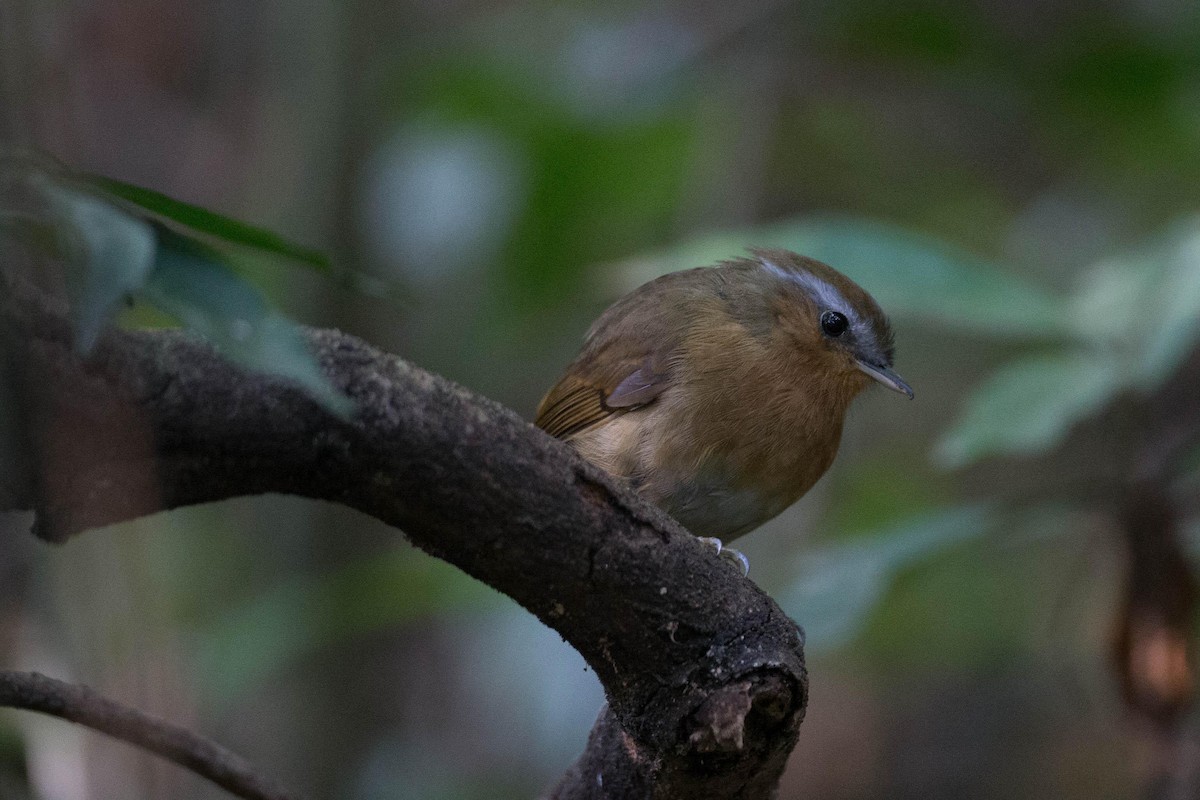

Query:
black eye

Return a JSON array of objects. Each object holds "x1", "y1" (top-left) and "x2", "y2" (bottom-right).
[{"x1": 820, "y1": 310, "x2": 848, "y2": 337}]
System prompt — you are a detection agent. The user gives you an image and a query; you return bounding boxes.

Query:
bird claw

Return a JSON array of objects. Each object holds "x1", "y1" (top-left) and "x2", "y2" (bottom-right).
[
  {"x1": 697, "y1": 537, "x2": 750, "y2": 576},
  {"x1": 722, "y1": 548, "x2": 750, "y2": 576}
]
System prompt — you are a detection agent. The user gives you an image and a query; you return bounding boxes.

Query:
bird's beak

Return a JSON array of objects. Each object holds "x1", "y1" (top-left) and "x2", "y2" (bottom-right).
[{"x1": 855, "y1": 360, "x2": 914, "y2": 399}]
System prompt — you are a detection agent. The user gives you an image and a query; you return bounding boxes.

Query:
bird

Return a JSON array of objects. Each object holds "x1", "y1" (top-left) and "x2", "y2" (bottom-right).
[{"x1": 535, "y1": 248, "x2": 912, "y2": 572}]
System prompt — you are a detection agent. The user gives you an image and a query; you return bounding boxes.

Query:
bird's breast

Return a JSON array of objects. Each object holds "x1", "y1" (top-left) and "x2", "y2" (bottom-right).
[
  {"x1": 654, "y1": 468, "x2": 783, "y2": 540},
  {"x1": 635, "y1": 385, "x2": 846, "y2": 540}
]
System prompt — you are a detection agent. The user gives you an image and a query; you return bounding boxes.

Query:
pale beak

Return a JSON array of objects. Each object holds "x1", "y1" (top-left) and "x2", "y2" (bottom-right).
[{"x1": 855, "y1": 360, "x2": 914, "y2": 399}]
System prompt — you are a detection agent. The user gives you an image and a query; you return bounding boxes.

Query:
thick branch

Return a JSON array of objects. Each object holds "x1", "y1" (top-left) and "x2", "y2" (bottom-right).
[{"x1": 1, "y1": 282, "x2": 807, "y2": 798}]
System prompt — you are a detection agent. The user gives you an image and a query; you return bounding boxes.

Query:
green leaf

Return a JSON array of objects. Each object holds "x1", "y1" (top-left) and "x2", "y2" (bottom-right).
[
  {"x1": 1069, "y1": 218, "x2": 1200, "y2": 387},
  {"x1": 780, "y1": 505, "x2": 993, "y2": 651},
  {"x1": 935, "y1": 350, "x2": 1122, "y2": 468},
  {"x1": 140, "y1": 227, "x2": 353, "y2": 417},
  {"x1": 41, "y1": 183, "x2": 157, "y2": 352},
  {"x1": 615, "y1": 215, "x2": 1069, "y2": 338},
  {"x1": 936, "y1": 218, "x2": 1200, "y2": 471},
  {"x1": 82, "y1": 173, "x2": 330, "y2": 271}
]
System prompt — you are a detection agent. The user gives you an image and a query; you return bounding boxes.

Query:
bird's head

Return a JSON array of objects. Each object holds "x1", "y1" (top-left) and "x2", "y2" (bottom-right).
[{"x1": 746, "y1": 248, "x2": 913, "y2": 400}]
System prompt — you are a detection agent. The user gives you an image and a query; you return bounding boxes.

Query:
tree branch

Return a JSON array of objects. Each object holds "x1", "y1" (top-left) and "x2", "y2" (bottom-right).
[
  {"x1": 0, "y1": 277, "x2": 807, "y2": 798},
  {"x1": 0, "y1": 671, "x2": 299, "y2": 800}
]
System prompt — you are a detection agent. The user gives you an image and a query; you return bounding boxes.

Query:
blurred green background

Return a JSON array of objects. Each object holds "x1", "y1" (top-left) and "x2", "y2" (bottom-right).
[{"x1": 3, "y1": 0, "x2": 1200, "y2": 798}]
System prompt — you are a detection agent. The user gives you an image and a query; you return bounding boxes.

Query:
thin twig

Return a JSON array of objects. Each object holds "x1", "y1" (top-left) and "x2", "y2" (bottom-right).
[{"x1": 0, "y1": 671, "x2": 300, "y2": 800}]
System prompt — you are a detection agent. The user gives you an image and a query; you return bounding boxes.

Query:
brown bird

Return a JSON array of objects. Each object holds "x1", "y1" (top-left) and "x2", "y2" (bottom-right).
[{"x1": 536, "y1": 249, "x2": 912, "y2": 570}]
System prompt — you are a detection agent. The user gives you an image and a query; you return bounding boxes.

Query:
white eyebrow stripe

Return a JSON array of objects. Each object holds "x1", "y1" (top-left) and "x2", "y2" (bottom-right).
[
  {"x1": 760, "y1": 257, "x2": 882, "y2": 356},
  {"x1": 760, "y1": 258, "x2": 851, "y2": 315}
]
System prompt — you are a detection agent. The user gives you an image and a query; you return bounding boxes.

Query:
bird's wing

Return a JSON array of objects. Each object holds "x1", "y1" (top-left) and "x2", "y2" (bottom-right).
[
  {"x1": 535, "y1": 352, "x2": 669, "y2": 439},
  {"x1": 535, "y1": 269, "x2": 710, "y2": 439}
]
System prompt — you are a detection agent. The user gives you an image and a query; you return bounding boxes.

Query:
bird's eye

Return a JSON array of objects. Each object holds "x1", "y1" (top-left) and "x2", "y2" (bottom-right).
[{"x1": 820, "y1": 310, "x2": 849, "y2": 337}]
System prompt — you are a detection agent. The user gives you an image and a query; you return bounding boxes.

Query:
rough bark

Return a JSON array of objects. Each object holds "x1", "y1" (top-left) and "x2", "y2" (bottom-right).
[{"x1": 0, "y1": 277, "x2": 807, "y2": 798}]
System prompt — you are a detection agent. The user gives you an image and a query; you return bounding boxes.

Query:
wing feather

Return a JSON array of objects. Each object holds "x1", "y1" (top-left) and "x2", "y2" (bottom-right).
[
  {"x1": 535, "y1": 379, "x2": 611, "y2": 439},
  {"x1": 535, "y1": 268, "x2": 720, "y2": 439}
]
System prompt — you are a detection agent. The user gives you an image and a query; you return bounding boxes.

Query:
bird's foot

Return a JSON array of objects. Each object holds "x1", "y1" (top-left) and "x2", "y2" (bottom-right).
[{"x1": 697, "y1": 537, "x2": 750, "y2": 576}]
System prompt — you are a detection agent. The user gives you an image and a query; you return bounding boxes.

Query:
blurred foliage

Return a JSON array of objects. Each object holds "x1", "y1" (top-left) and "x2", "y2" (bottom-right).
[
  {"x1": 937, "y1": 349, "x2": 1120, "y2": 466},
  {"x1": 780, "y1": 505, "x2": 994, "y2": 649},
  {"x1": 859, "y1": 506, "x2": 1097, "y2": 671},
  {"x1": 942, "y1": 220, "x2": 1200, "y2": 466},
  {"x1": 86, "y1": 174, "x2": 331, "y2": 271},
  {"x1": 380, "y1": 58, "x2": 696, "y2": 313},
  {"x1": 141, "y1": 228, "x2": 352, "y2": 416},
  {"x1": 0, "y1": 155, "x2": 351, "y2": 414},
  {"x1": 192, "y1": 547, "x2": 495, "y2": 704},
  {"x1": 38, "y1": 179, "x2": 156, "y2": 351}
]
